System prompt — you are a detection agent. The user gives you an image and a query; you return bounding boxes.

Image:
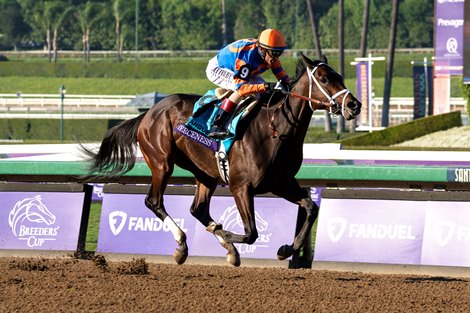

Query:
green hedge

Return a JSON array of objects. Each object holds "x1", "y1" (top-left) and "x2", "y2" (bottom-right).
[
  {"x1": 339, "y1": 111, "x2": 462, "y2": 147},
  {"x1": 0, "y1": 118, "x2": 123, "y2": 141},
  {"x1": 0, "y1": 55, "x2": 426, "y2": 79}
]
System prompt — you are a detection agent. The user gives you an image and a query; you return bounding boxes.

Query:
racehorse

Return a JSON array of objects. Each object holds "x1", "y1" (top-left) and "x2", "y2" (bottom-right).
[{"x1": 84, "y1": 53, "x2": 361, "y2": 266}]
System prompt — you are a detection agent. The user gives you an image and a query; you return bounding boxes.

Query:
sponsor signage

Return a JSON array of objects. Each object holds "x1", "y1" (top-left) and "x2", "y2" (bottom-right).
[
  {"x1": 421, "y1": 202, "x2": 470, "y2": 267},
  {"x1": 315, "y1": 196, "x2": 470, "y2": 267},
  {"x1": 434, "y1": 0, "x2": 464, "y2": 76},
  {"x1": 97, "y1": 193, "x2": 298, "y2": 259},
  {"x1": 0, "y1": 192, "x2": 86, "y2": 250},
  {"x1": 314, "y1": 198, "x2": 425, "y2": 264},
  {"x1": 448, "y1": 167, "x2": 470, "y2": 183}
]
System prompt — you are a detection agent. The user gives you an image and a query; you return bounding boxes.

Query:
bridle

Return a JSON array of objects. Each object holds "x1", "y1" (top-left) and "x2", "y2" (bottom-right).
[
  {"x1": 267, "y1": 62, "x2": 351, "y2": 137},
  {"x1": 284, "y1": 62, "x2": 351, "y2": 116}
]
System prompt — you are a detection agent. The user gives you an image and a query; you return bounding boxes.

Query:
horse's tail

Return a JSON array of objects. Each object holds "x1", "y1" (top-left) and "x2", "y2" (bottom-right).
[{"x1": 82, "y1": 113, "x2": 146, "y2": 177}]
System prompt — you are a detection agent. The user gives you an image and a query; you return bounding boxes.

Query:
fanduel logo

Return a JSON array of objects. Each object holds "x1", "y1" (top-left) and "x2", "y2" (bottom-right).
[
  {"x1": 325, "y1": 217, "x2": 416, "y2": 242},
  {"x1": 8, "y1": 195, "x2": 59, "y2": 247},
  {"x1": 327, "y1": 217, "x2": 347, "y2": 243},
  {"x1": 109, "y1": 211, "x2": 127, "y2": 235},
  {"x1": 434, "y1": 220, "x2": 470, "y2": 247},
  {"x1": 108, "y1": 210, "x2": 188, "y2": 236}
]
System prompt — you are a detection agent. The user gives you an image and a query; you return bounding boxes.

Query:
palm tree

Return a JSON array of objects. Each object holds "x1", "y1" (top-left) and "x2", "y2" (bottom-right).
[
  {"x1": 381, "y1": 0, "x2": 400, "y2": 127},
  {"x1": 77, "y1": 2, "x2": 105, "y2": 63},
  {"x1": 306, "y1": 0, "x2": 332, "y2": 132},
  {"x1": 350, "y1": 0, "x2": 371, "y2": 133},
  {"x1": 50, "y1": 3, "x2": 73, "y2": 63},
  {"x1": 113, "y1": 0, "x2": 132, "y2": 62},
  {"x1": 337, "y1": 0, "x2": 345, "y2": 133}
]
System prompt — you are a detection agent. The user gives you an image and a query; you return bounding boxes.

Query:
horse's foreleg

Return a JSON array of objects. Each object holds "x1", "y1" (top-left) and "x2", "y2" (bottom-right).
[
  {"x1": 274, "y1": 184, "x2": 319, "y2": 261},
  {"x1": 190, "y1": 180, "x2": 240, "y2": 266},
  {"x1": 217, "y1": 186, "x2": 258, "y2": 245}
]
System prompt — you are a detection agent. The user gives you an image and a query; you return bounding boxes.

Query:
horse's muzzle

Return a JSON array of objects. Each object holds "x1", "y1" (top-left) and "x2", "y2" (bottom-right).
[{"x1": 344, "y1": 98, "x2": 362, "y2": 120}]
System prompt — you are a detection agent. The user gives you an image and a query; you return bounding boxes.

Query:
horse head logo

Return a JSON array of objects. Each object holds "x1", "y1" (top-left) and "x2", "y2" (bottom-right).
[
  {"x1": 8, "y1": 195, "x2": 56, "y2": 236},
  {"x1": 218, "y1": 205, "x2": 268, "y2": 232}
]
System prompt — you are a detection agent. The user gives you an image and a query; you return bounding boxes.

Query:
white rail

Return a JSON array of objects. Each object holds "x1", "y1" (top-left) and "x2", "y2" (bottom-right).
[{"x1": 0, "y1": 93, "x2": 135, "y2": 109}]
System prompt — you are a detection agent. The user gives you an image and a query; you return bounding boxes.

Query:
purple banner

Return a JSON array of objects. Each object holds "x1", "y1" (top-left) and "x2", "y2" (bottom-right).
[
  {"x1": 355, "y1": 62, "x2": 369, "y2": 127},
  {"x1": 0, "y1": 191, "x2": 85, "y2": 250},
  {"x1": 434, "y1": 0, "x2": 464, "y2": 75},
  {"x1": 314, "y1": 198, "x2": 426, "y2": 265},
  {"x1": 421, "y1": 201, "x2": 470, "y2": 267},
  {"x1": 97, "y1": 193, "x2": 298, "y2": 259}
]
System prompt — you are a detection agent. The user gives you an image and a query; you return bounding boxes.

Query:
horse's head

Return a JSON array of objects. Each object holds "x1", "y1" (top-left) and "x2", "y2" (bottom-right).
[{"x1": 293, "y1": 53, "x2": 361, "y2": 120}]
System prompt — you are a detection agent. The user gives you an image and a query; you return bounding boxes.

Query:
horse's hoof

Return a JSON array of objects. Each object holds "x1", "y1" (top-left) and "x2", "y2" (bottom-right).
[
  {"x1": 174, "y1": 249, "x2": 188, "y2": 265},
  {"x1": 173, "y1": 242, "x2": 188, "y2": 265},
  {"x1": 277, "y1": 244, "x2": 294, "y2": 260},
  {"x1": 226, "y1": 252, "x2": 241, "y2": 267}
]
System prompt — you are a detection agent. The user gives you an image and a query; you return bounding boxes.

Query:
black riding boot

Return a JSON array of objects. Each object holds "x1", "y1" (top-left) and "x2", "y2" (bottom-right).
[{"x1": 208, "y1": 110, "x2": 231, "y2": 139}]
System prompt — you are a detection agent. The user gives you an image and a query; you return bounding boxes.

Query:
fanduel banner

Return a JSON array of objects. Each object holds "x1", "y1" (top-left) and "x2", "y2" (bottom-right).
[
  {"x1": 0, "y1": 192, "x2": 86, "y2": 250},
  {"x1": 97, "y1": 193, "x2": 298, "y2": 259},
  {"x1": 314, "y1": 198, "x2": 425, "y2": 265},
  {"x1": 315, "y1": 197, "x2": 470, "y2": 267},
  {"x1": 434, "y1": 0, "x2": 464, "y2": 75}
]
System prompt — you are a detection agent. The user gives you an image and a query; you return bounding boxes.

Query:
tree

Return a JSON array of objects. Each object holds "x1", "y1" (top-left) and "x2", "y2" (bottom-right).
[
  {"x1": 306, "y1": 0, "x2": 332, "y2": 132},
  {"x1": 76, "y1": 1, "x2": 105, "y2": 63},
  {"x1": 336, "y1": 0, "x2": 345, "y2": 133},
  {"x1": 381, "y1": 0, "x2": 400, "y2": 127},
  {"x1": 49, "y1": 1, "x2": 73, "y2": 63},
  {"x1": 0, "y1": 0, "x2": 30, "y2": 50},
  {"x1": 233, "y1": 0, "x2": 265, "y2": 39},
  {"x1": 350, "y1": 0, "x2": 371, "y2": 134}
]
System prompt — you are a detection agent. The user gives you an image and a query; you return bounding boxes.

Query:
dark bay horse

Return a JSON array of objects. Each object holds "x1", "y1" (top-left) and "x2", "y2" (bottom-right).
[{"x1": 85, "y1": 53, "x2": 361, "y2": 266}]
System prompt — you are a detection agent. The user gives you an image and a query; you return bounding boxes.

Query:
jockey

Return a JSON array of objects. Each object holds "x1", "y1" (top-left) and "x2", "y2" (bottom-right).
[{"x1": 205, "y1": 28, "x2": 291, "y2": 139}]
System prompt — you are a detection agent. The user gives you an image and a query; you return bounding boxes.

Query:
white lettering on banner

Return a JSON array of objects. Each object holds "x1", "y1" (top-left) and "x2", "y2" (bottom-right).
[
  {"x1": 454, "y1": 168, "x2": 470, "y2": 182},
  {"x1": 437, "y1": 18, "x2": 464, "y2": 28},
  {"x1": 348, "y1": 224, "x2": 416, "y2": 240},
  {"x1": 127, "y1": 217, "x2": 188, "y2": 233}
]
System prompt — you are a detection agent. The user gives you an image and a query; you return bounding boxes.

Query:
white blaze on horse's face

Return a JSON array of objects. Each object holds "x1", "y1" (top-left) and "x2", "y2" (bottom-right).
[{"x1": 307, "y1": 63, "x2": 357, "y2": 119}]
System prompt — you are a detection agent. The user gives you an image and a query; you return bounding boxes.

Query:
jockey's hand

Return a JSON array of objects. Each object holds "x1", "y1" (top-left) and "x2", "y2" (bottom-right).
[{"x1": 265, "y1": 81, "x2": 288, "y2": 93}]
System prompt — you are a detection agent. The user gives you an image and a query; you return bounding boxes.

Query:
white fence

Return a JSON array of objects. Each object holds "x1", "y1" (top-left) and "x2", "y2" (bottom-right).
[
  {"x1": 0, "y1": 93, "x2": 467, "y2": 126},
  {"x1": 0, "y1": 93, "x2": 135, "y2": 110}
]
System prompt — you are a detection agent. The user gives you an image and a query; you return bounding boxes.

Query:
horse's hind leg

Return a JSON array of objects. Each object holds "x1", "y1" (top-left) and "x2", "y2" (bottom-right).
[{"x1": 190, "y1": 180, "x2": 240, "y2": 267}]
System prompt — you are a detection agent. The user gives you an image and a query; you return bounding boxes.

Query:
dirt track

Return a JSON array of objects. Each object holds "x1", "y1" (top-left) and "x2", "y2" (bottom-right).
[{"x1": 1, "y1": 256, "x2": 470, "y2": 312}]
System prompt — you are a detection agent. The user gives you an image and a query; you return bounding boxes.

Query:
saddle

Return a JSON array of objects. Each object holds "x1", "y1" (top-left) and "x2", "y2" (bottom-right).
[{"x1": 174, "y1": 88, "x2": 260, "y2": 183}]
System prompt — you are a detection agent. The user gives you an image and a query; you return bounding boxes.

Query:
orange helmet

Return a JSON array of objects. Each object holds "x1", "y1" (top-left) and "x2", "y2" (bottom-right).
[{"x1": 258, "y1": 28, "x2": 287, "y2": 51}]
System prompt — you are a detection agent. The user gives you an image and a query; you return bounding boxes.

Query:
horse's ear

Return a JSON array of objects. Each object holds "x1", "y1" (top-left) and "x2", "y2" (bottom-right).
[
  {"x1": 321, "y1": 54, "x2": 328, "y2": 64},
  {"x1": 301, "y1": 52, "x2": 314, "y2": 67}
]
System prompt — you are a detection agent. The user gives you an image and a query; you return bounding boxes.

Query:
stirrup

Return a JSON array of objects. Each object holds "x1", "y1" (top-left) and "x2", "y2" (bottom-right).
[{"x1": 208, "y1": 125, "x2": 228, "y2": 139}]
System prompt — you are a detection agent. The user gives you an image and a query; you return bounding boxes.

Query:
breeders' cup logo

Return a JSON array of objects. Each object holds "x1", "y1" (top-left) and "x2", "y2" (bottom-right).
[
  {"x1": 8, "y1": 195, "x2": 59, "y2": 247},
  {"x1": 327, "y1": 217, "x2": 348, "y2": 243},
  {"x1": 218, "y1": 205, "x2": 271, "y2": 254}
]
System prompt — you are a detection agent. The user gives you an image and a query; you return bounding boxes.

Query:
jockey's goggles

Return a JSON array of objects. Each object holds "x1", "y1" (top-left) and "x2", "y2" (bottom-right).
[{"x1": 266, "y1": 49, "x2": 284, "y2": 58}]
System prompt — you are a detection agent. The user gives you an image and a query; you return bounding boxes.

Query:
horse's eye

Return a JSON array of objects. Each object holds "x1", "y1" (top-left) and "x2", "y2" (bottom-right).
[{"x1": 320, "y1": 76, "x2": 328, "y2": 84}]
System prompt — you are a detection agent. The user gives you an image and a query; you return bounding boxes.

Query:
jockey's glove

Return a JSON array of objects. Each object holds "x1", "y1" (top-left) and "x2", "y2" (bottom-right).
[{"x1": 265, "y1": 81, "x2": 288, "y2": 93}]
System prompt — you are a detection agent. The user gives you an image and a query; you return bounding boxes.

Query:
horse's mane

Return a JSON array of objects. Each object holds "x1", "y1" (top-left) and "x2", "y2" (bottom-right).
[{"x1": 289, "y1": 56, "x2": 323, "y2": 87}]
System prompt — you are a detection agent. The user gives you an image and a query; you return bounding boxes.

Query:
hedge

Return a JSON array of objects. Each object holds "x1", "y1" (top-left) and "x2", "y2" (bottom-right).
[{"x1": 339, "y1": 111, "x2": 462, "y2": 147}]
